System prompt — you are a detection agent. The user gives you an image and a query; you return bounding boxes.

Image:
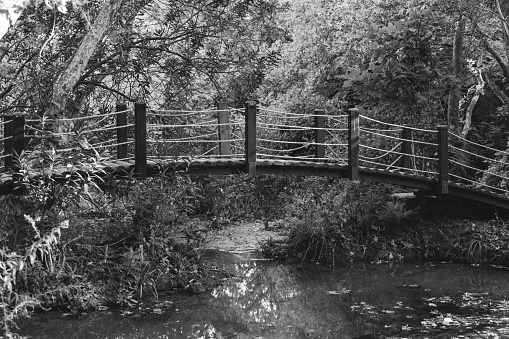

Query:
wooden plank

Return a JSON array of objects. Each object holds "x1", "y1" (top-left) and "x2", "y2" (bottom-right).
[
  {"x1": 437, "y1": 125, "x2": 448, "y2": 194},
  {"x1": 3, "y1": 116, "x2": 12, "y2": 171},
  {"x1": 135, "y1": 102, "x2": 147, "y2": 179},
  {"x1": 116, "y1": 103, "x2": 128, "y2": 159},
  {"x1": 245, "y1": 101, "x2": 257, "y2": 175},
  {"x1": 348, "y1": 108, "x2": 360, "y2": 180},
  {"x1": 315, "y1": 109, "x2": 325, "y2": 159},
  {"x1": 217, "y1": 102, "x2": 232, "y2": 155},
  {"x1": 400, "y1": 127, "x2": 412, "y2": 169}
]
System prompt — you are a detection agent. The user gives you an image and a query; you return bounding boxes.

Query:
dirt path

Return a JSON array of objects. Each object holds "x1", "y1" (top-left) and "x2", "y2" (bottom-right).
[{"x1": 206, "y1": 220, "x2": 286, "y2": 253}]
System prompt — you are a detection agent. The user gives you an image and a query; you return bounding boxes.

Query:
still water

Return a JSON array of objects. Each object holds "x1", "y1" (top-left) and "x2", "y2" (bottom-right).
[{"x1": 16, "y1": 251, "x2": 509, "y2": 339}]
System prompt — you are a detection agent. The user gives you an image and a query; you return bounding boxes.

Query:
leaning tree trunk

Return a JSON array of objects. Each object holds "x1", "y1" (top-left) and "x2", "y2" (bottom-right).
[
  {"x1": 47, "y1": 0, "x2": 123, "y2": 119},
  {"x1": 447, "y1": 17, "x2": 466, "y2": 133}
]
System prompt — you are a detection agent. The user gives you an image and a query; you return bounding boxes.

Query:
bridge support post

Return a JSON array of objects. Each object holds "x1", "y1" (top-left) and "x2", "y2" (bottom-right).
[
  {"x1": 135, "y1": 102, "x2": 147, "y2": 179},
  {"x1": 116, "y1": 103, "x2": 128, "y2": 160},
  {"x1": 3, "y1": 116, "x2": 13, "y2": 172},
  {"x1": 217, "y1": 102, "x2": 232, "y2": 156},
  {"x1": 4, "y1": 115, "x2": 24, "y2": 173},
  {"x1": 400, "y1": 128, "x2": 412, "y2": 170},
  {"x1": 314, "y1": 109, "x2": 325, "y2": 160},
  {"x1": 245, "y1": 101, "x2": 257, "y2": 175},
  {"x1": 437, "y1": 125, "x2": 449, "y2": 194},
  {"x1": 348, "y1": 108, "x2": 360, "y2": 180}
]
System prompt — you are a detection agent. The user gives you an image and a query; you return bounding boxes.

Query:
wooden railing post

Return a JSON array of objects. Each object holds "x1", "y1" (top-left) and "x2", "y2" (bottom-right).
[
  {"x1": 135, "y1": 102, "x2": 147, "y2": 179},
  {"x1": 314, "y1": 109, "x2": 325, "y2": 160},
  {"x1": 348, "y1": 108, "x2": 360, "y2": 180},
  {"x1": 4, "y1": 115, "x2": 24, "y2": 172},
  {"x1": 12, "y1": 116, "x2": 24, "y2": 173},
  {"x1": 116, "y1": 103, "x2": 128, "y2": 160},
  {"x1": 217, "y1": 102, "x2": 232, "y2": 156},
  {"x1": 3, "y1": 116, "x2": 13, "y2": 172},
  {"x1": 400, "y1": 127, "x2": 412, "y2": 169},
  {"x1": 245, "y1": 101, "x2": 257, "y2": 175},
  {"x1": 437, "y1": 125, "x2": 448, "y2": 194}
]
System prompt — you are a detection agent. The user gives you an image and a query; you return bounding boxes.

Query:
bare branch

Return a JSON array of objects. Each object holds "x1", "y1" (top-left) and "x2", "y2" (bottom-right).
[
  {"x1": 485, "y1": 73, "x2": 509, "y2": 106},
  {"x1": 77, "y1": 80, "x2": 136, "y2": 102}
]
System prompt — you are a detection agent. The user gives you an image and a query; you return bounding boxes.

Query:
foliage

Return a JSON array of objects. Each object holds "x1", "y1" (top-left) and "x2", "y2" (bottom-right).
[
  {"x1": 342, "y1": 5, "x2": 452, "y2": 126},
  {"x1": 453, "y1": 219, "x2": 509, "y2": 263},
  {"x1": 0, "y1": 147, "x2": 215, "y2": 336},
  {"x1": 257, "y1": 0, "x2": 384, "y2": 111},
  {"x1": 280, "y1": 180, "x2": 416, "y2": 264},
  {"x1": 195, "y1": 174, "x2": 296, "y2": 222},
  {"x1": 0, "y1": 146, "x2": 98, "y2": 337}
]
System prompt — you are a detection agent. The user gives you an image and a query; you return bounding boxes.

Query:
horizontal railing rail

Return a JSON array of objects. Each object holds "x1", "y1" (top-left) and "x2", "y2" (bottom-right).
[{"x1": 0, "y1": 102, "x2": 508, "y2": 207}]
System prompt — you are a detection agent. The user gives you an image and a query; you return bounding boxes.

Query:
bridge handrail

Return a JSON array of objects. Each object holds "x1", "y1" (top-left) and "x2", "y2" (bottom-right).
[
  {"x1": 0, "y1": 102, "x2": 508, "y2": 205},
  {"x1": 359, "y1": 115, "x2": 437, "y2": 134},
  {"x1": 450, "y1": 131, "x2": 509, "y2": 157}
]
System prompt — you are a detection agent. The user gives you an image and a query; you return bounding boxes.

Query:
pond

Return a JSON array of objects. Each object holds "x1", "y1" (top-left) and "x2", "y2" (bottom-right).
[{"x1": 15, "y1": 250, "x2": 509, "y2": 339}]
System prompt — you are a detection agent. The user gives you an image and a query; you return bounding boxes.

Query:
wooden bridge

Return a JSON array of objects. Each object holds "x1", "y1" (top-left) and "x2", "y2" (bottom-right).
[{"x1": 1, "y1": 102, "x2": 508, "y2": 210}]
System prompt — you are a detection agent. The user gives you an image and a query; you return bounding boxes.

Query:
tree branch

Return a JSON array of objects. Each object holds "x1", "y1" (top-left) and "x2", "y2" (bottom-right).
[
  {"x1": 485, "y1": 73, "x2": 509, "y2": 106},
  {"x1": 77, "y1": 80, "x2": 136, "y2": 102},
  {"x1": 0, "y1": 83, "x2": 14, "y2": 100},
  {"x1": 483, "y1": 40, "x2": 509, "y2": 80}
]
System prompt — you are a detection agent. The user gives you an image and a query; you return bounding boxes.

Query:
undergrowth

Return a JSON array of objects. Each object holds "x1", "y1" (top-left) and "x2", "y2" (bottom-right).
[
  {"x1": 0, "y1": 151, "x2": 213, "y2": 337},
  {"x1": 258, "y1": 178, "x2": 509, "y2": 267}
]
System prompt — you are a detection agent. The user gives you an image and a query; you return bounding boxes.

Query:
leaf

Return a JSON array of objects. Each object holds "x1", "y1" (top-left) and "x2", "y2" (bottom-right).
[{"x1": 343, "y1": 79, "x2": 353, "y2": 88}]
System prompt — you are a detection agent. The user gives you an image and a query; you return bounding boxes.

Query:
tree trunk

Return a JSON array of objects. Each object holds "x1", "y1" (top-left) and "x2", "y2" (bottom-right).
[
  {"x1": 447, "y1": 17, "x2": 466, "y2": 133},
  {"x1": 462, "y1": 67, "x2": 484, "y2": 138},
  {"x1": 47, "y1": 0, "x2": 123, "y2": 118}
]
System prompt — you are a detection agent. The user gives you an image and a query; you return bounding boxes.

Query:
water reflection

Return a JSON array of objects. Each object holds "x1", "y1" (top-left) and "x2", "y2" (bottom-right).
[{"x1": 15, "y1": 257, "x2": 509, "y2": 339}]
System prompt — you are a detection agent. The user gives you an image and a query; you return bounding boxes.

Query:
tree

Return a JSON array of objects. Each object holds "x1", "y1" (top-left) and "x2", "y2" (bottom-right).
[
  {"x1": 0, "y1": 0, "x2": 282, "y2": 120},
  {"x1": 341, "y1": 2, "x2": 455, "y2": 127},
  {"x1": 258, "y1": 0, "x2": 392, "y2": 112}
]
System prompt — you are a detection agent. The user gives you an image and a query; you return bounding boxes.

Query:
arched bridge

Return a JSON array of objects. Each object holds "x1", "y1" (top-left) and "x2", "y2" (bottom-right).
[{"x1": 1, "y1": 102, "x2": 508, "y2": 210}]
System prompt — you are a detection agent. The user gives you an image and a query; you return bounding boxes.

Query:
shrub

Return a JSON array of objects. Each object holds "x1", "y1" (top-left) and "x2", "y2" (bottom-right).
[{"x1": 282, "y1": 180, "x2": 417, "y2": 264}]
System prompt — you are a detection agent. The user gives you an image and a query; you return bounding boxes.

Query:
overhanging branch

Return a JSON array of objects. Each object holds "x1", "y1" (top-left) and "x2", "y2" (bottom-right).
[{"x1": 77, "y1": 80, "x2": 136, "y2": 102}]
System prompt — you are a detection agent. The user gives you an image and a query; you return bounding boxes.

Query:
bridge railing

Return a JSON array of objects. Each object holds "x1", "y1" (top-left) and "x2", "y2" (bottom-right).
[
  {"x1": 145, "y1": 104, "x2": 245, "y2": 161},
  {"x1": 1, "y1": 107, "x2": 137, "y2": 178},
  {"x1": 1, "y1": 102, "x2": 508, "y2": 200},
  {"x1": 254, "y1": 106, "x2": 348, "y2": 164},
  {"x1": 448, "y1": 132, "x2": 509, "y2": 196},
  {"x1": 356, "y1": 114, "x2": 440, "y2": 178}
]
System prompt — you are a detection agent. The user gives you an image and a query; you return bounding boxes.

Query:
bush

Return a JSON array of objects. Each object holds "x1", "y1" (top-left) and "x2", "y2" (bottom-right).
[
  {"x1": 0, "y1": 148, "x2": 98, "y2": 336},
  {"x1": 281, "y1": 180, "x2": 417, "y2": 264},
  {"x1": 0, "y1": 150, "x2": 215, "y2": 336}
]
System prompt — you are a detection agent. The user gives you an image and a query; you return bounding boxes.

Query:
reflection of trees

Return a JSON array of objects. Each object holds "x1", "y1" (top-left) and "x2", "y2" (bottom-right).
[
  {"x1": 17, "y1": 262, "x2": 509, "y2": 338},
  {"x1": 210, "y1": 261, "x2": 357, "y2": 338}
]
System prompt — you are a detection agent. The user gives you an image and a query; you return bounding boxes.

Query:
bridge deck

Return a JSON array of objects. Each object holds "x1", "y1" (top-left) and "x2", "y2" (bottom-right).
[{"x1": 1, "y1": 158, "x2": 507, "y2": 210}]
